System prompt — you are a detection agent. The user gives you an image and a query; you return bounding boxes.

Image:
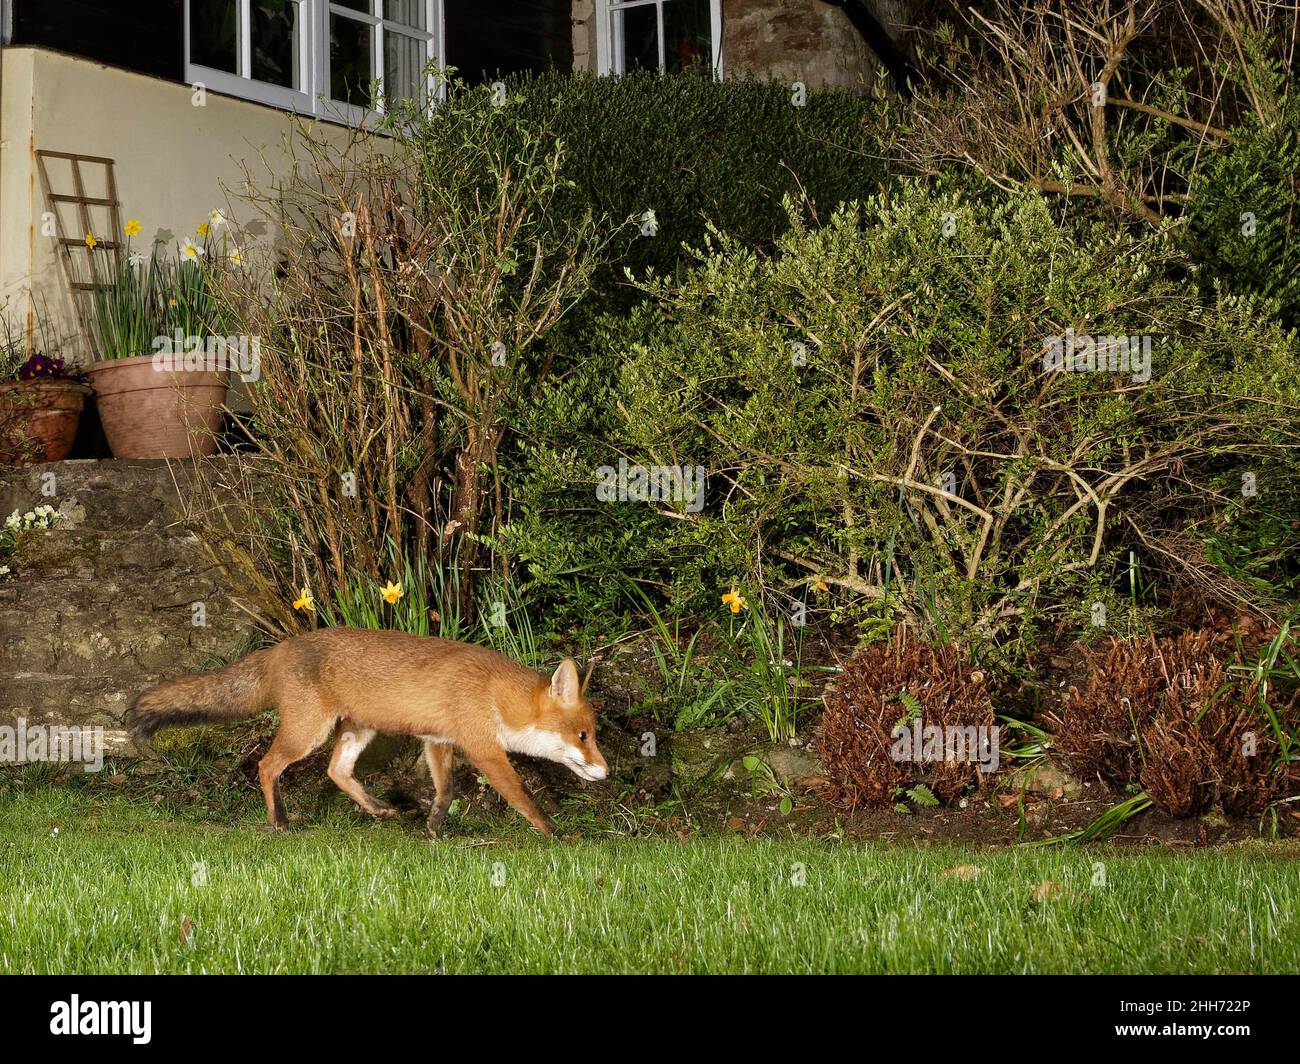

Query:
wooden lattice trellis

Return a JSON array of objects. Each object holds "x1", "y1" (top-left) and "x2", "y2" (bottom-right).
[{"x1": 34, "y1": 150, "x2": 123, "y2": 343}]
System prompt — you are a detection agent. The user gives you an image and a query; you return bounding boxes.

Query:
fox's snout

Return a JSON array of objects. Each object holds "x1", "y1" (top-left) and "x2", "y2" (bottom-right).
[
  {"x1": 572, "y1": 750, "x2": 608, "y2": 782},
  {"x1": 558, "y1": 737, "x2": 607, "y2": 782}
]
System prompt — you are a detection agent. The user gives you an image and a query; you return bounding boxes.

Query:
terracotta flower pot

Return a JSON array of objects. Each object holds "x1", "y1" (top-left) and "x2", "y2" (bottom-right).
[
  {"x1": 86, "y1": 354, "x2": 228, "y2": 459},
  {"x1": 0, "y1": 378, "x2": 92, "y2": 465}
]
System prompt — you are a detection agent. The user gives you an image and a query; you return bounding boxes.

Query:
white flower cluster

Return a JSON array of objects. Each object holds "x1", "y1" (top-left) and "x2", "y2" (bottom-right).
[
  {"x1": 5, "y1": 504, "x2": 61, "y2": 532},
  {"x1": 1, "y1": 504, "x2": 62, "y2": 577}
]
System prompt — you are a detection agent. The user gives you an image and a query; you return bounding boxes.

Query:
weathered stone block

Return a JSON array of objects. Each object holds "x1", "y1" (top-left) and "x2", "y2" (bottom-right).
[{"x1": 0, "y1": 459, "x2": 253, "y2": 748}]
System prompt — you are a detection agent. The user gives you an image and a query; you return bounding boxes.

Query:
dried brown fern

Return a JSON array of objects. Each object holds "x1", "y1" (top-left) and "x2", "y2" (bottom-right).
[
  {"x1": 819, "y1": 627, "x2": 997, "y2": 808},
  {"x1": 1048, "y1": 630, "x2": 1299, "y2": 817}
]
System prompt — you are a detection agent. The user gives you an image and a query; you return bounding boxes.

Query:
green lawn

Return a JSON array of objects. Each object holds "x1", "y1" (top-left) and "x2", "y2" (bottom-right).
[{"x1": 2, "y1": 789, "x2": 1298, "y2": 973}]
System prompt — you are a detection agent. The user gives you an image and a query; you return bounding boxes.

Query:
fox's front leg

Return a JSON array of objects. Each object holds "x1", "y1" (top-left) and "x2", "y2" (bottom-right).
[{"x1": 465, "y1": 748, "x2": 555, "y2": 837}]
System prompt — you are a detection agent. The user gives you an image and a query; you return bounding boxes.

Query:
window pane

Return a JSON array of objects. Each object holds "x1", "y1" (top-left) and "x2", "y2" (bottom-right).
[
  {"x1": 444, "y1": 0, "x2": 571, "y2": 84},
  {"x1": 251, "y1": 0, "x2": 299, "y2": 88},
  {"x1": 663, "y1": 0, "x2": 712, "y2": 74},
  {"x1": 331, "y1": 13, "x2": 374, "y2": 106},
  {"x1": 333, "y1": 0, "x2": 373, "y2": 12},
  {"x1": 385, "y1": 0, "x2": 426, "y2": 30},
  {"x1": 617, "y1": 4, "x2": 658, "y2": 73},
  {"x1": 191, "y1": 0, "x2": 238, "y2": 74},
  {"x1": 385, "y1": 31, "x2": 428, "y2": 107}
]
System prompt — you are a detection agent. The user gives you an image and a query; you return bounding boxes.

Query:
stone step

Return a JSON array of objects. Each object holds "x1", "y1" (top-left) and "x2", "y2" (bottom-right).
[
  {"x1": 0, "y1": 608, "x2": 245, "y2": 676},
  {"x1": 3, "y1": 527, "x2": 225, "y2": 583},
  {"x1": 0, "y1": 707, "x2": 133, "y2": 764},
  {"x1": 0, "y1": 458, "x2": 254, "y2": 741},
  {"x1": 0, "y1": 552, "x2": 237, "y2": 597},
  {"x1": 0, "y1": 672, "x2": 136, "y2": 728},
  {"x1": 0, "y1": 458, "x2": 236, "y2": 533}
]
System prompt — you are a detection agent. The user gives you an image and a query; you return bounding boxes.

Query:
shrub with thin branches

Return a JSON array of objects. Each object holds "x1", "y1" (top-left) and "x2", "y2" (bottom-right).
[{"x1": 184, "y1": 80, "x2": 619, "y2": 631}]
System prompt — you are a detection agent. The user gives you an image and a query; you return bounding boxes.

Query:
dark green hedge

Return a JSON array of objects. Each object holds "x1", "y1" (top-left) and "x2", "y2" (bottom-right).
[
  {"x1": 499, "y1": 70, "x2": 889, "y2": 288},
  {"x1": 465, "y1": 72, "x2": 891, "y2": 632}
]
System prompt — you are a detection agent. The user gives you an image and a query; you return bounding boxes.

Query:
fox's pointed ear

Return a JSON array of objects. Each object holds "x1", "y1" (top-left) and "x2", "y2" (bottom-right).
[{"x1": 550, "y1": 658, "x2": 581, "y2": 706}]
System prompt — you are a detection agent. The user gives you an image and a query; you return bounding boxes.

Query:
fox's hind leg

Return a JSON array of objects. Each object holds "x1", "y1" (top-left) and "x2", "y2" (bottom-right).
[
  {"x1": 328, "y1": 725, "x2": 397, "y2": 819},
  {"x1": 258, "y1": 702, "x2": 336, "y2": 830},
  {"x1": 423, "y1": 740, "x2": 455, "y2": 839}
]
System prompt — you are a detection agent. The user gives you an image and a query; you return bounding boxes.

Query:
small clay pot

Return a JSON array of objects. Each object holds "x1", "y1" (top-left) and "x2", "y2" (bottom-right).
[
  {"x1": 0, "y1": 378, "x2": 92, "y2": 465},
  {"x1": 86, "y1": 354, "x2": 228, "y2": 459}
]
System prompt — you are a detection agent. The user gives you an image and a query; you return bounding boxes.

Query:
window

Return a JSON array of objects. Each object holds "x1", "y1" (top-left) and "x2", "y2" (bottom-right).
[
  {"x1": 600, "y1": 0, "x2": 721, "y2": 76},
  {"x1": 184, "y1": 0, "x2": 441, "y2": 122},
  {"x1": 443, "y1": 0, "x2": 572, "y2": 86}
]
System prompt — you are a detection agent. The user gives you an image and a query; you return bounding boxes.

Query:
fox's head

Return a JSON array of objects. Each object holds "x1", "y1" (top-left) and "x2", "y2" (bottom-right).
[{"x1": 526, "y1": 659, "x2": 608, "y2": 782}]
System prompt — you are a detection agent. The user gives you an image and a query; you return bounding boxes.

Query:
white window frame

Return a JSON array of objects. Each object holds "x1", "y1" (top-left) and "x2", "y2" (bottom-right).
[
  {"x1": 597, "y1": 0, "x2": 723, "y2": 77},
  {"x1": 183, "y1": 0, "x2": 443, "y2": 124}
]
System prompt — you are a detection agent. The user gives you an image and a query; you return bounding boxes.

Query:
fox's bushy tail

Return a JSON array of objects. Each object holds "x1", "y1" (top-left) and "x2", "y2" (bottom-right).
[{"x1": 125, "y1": 649, "x2": 274, "y2": 740}]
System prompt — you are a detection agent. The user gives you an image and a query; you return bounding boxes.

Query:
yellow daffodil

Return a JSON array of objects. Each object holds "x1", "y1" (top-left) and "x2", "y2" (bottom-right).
[
  {"x1": 814, "y1": 579, "x2": 828, "y2": 592},
  {"x1": 229, "y1": 245, "x2": 244, "y2": 265},
  {"x1": 197, "y1": 222, "x2": 210, "y2": 238},
  {"x1": 84, "y1": 233, "x2": 97, "y2": 248},
  {"x1": 124, "y1": 219, "x2": 142, "y2": 237},
  {"x1": 292, "y1": 586, "x2": 315, "y2": 612},
  {"x1": 209, "y1": 209, "x2": 227, "y2": 228},
  {"x1": 721, "y1": 590, "x2": 748, "y2": 614},
  {"x1": 380, "y1": 580, "x2": 403, "y2": 604},
  {"x1": 180, "y1": 238, "x2": 205, "y2": 260},
  {"x1": 167, "y1": 298, "x2": 178, "y2": 308}
]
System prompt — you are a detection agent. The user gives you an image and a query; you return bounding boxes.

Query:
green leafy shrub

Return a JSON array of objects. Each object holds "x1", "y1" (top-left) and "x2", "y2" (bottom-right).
[
  {"x1": 1177, "y1": 80, "x2": 1300, "y2": 329},
  {"x1": 505, "y1": 182, "x2": 1300, "y2": 648},
  {"x1": 504, "y1": 70, "x2": 890, "y2": 290},
  {"x1": 489, "y1": 70, "x2": 890, "y2": 631}
]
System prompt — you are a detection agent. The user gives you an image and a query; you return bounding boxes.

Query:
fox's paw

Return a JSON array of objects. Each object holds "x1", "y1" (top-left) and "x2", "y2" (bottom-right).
[{"x1": 366, "y1": 801, "x2": 399, "y2": 820}]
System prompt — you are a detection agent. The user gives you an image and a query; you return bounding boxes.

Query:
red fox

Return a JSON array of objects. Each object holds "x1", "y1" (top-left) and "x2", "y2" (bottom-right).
[{"x1": 125, "y1": 628, "x2": 607, "y2": 837}]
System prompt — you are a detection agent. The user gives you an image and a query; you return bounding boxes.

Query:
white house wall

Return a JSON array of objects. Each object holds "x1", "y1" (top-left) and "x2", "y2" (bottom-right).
[{"x1": 1, "y1": 47, "x2": 350, "y2": 368}]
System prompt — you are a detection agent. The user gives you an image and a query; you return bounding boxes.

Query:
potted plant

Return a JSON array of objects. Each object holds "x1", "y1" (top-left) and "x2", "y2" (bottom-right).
[
  {"x1": 85, "y1": 224, "x2": 229, "y2": 459},
  {"x1": 0, "y1": 302, "x2": 91, "y2": 465}
]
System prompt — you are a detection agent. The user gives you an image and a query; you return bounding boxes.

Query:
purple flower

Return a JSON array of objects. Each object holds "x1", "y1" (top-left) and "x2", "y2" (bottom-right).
[{"x1": 18, "y1": 352, "x2": 65, "y2": 381}]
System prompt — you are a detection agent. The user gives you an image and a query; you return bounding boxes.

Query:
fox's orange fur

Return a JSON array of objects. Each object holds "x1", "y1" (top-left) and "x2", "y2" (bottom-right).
[{"x1": 125, "y1": 628, "x2": 607, "y2": 837}]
